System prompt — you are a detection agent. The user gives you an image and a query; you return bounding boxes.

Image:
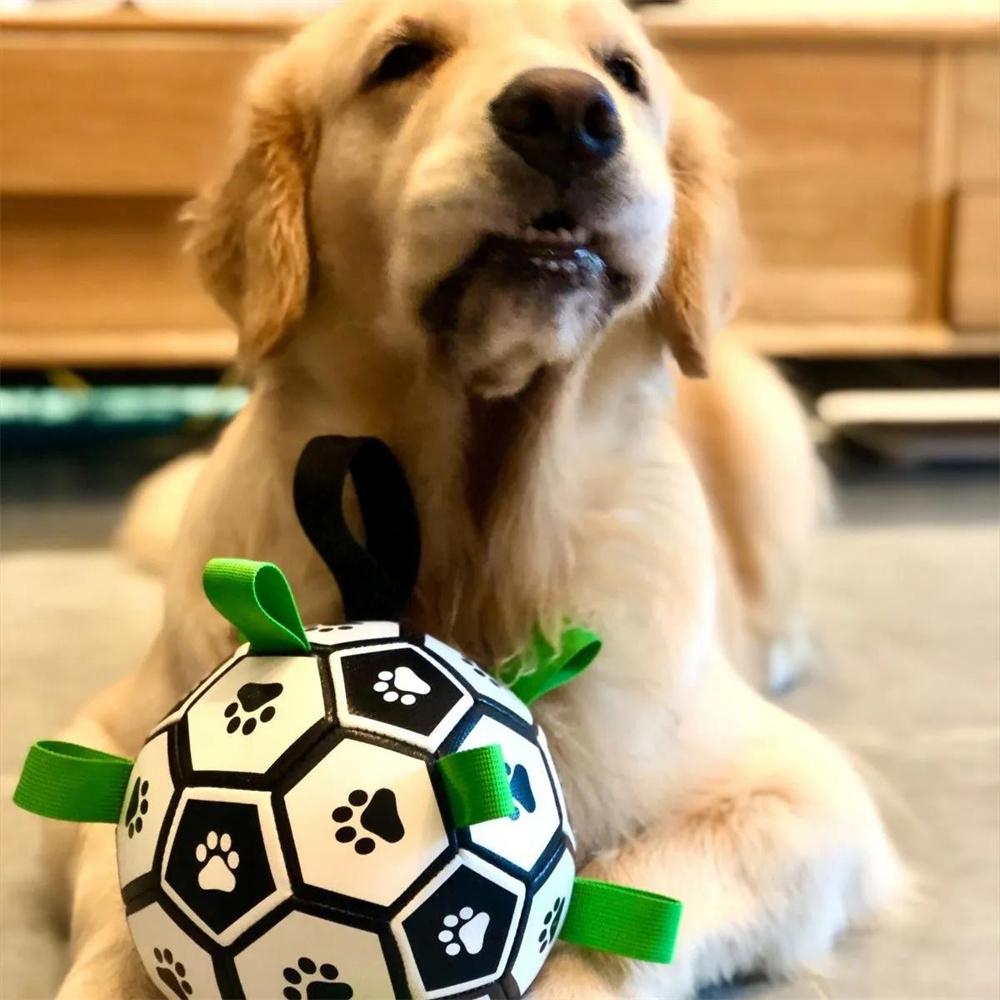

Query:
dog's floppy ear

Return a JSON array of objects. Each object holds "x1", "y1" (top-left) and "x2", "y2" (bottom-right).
[
  {"x1": 185, "y1": 54, "x2": 317, "y2": 361},
  {"x1": 653, "y1": 83, "x2": 740, "y2": 378}
]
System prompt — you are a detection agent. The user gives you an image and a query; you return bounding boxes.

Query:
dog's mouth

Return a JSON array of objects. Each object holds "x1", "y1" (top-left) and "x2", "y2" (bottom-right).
[
  {"x1": 421, "y1": 209, "x2": 629, "y2": 334},
  {"x1": 489, "y1": 210, "x2": 608, "y2": 280}
]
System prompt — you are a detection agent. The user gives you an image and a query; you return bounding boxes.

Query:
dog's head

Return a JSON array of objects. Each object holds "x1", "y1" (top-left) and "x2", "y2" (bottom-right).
[{"x1": 189, "y1": 0, "x2": 737, "y2": 397}]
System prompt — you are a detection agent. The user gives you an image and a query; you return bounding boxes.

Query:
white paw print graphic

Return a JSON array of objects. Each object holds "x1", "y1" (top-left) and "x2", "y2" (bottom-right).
[
  {"x1": 195, "y1": 831, "x2": 240, "y2": 893},
  {"x1": 372, "y1": 665, "x2": 431, "y2": 706},
  {"x1": 438, "y1": 906, "x2": 491, "y2": 957}
]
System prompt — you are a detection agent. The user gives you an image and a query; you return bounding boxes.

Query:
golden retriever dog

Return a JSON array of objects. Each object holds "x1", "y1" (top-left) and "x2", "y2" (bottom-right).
[{"x1": 49, "y1": 0, "x2": 904, "y2": 996}]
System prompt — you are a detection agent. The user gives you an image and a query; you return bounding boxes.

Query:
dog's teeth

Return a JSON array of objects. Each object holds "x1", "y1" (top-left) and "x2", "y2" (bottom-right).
[
  {"x1": 560, "y1": 260, "x2": 578, "y2": 273},
  {"x1": 523, "y1": 226, "x2": 541, "y2": 242},
  {"x1": 544, "y1": 260, "x2": 561, "y2": 272},
  {"x1": 573, "y1": 227, "x2": 589, "y2": 243},
  {"x1": 555, "y1": 228, "x2": 573, "y2": 243},
  {"x1": 530, "y1": 256, "x2": 545, "y2": 267}
]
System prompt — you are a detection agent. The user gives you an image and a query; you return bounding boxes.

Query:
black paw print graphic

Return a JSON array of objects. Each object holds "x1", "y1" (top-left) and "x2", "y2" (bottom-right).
[
  {"x1": 153, "y1": 947, "x2": 193, "y2": 998},
  {"x1": 224, "y1": 681, "x2": 283, "y2": 735},
  {"x1": 538, "y1": 896, "x2": 565, "y2": 952},
  {"x1": 331, "y1": 788, "x2": 405, "y2": 855},
  {"x1": 124, "y1": 776, "x2": 149, "y2": 838},
  {"x1": 506, "y1": 762, "x2": 536, "y2": 820},
  {"x1": 282, "y1": 956, "x2": 354, "y2": 999}
]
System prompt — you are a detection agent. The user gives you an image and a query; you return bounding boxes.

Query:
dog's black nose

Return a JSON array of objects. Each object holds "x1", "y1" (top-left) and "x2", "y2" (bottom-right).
[{"x1": 490, "y1": 68, "x2": 623, "y2": 183}]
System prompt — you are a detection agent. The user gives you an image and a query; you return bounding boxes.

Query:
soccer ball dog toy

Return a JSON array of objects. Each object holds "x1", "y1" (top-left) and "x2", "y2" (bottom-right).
[{"x1": 14, "y1": 437, "x2": 682, "y2": 999}]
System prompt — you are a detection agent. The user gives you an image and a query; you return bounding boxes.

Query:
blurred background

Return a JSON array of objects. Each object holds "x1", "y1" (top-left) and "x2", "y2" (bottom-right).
[{"x1": 1, "y1": 1, "x2": 998, "y2": 998}]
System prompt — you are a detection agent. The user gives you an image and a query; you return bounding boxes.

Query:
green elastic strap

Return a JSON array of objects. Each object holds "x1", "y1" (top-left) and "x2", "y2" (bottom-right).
[
  {"x1": 559, "y1": 878, "x2": 682, "y2": 963},
  {"x1": 203, "y1": 558, "x2": 310, "y2": 656},
  {"x1": 437, "y1": 744, "x2": 515, "y2": 827},
  {"x1": 13, "y1": 741, "x2": 133, "y2": 824},
  {"x1": 499, "y1": 623, "x2": 602, "y2": 705}
]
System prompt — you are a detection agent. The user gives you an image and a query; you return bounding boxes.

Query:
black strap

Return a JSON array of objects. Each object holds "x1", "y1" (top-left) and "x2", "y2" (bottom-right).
[{"x1": 293, "y1": 436, "x2": 421, "y2": 622}]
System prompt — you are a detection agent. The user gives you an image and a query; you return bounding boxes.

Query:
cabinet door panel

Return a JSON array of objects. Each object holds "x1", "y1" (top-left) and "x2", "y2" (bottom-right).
[{"x1": 665, "y1": 47, "x2": 927, "y2": 322}]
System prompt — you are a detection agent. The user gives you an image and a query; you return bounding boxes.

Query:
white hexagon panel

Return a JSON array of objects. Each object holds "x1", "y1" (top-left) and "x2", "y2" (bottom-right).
[
  {"x1": 536, "y1": 726, "x2": 575, "y2": 852},
  {"x1": 161, "y1": 787, "x2": 291, "y2": 946},
  {"x1": 328, "y1": 641, "x2": 473, "y2": 752},
  {"x1": 454, "y1": 715, "x2": 561, "y2": 875},
  {"x1": 282, "y1": 737, "x2": 449, "y2": 907},
  {"x1": 422, "y1": 635, "x2": 533, "y2": 725},
  {"x1": 305, "y1": 621, "x2": 401, "y2": 646},
  {"x1": 507, "y1": 847, "x2": 575, "y2": 996},
  {"x1": 117, "y1": 732, "x2": 174, "y2": 890},
  {"x1": 127, "y1": 901, "x2": 222, "y2": 999},
  {"x1": 233, "y1": 910, "x2": 396, "y2": 999},
  {"x1": 392, "y1": 851, "x2": 525, "y2": 999},
  {"x1": 185, "y1": 654, "x2": 326, "y2": 775},
  {"x1": 150, "y1": 644, "x2": 250, "y2": 738}
]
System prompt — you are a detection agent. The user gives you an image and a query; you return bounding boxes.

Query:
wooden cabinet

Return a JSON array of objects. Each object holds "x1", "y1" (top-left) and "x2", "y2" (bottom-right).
[
  {"x1": 1, "y1": 34, "x2": 274, "y2": 195},
  {"x1": 0, "y1": 18, "x2": 279, "y2": 366},
  {"x1": 0, "y1": 8, "x2": 998, "y2": 367},
  {"x1": 665, "y1": 47, "x2": 930, "y2": 325},
  {"x1": 647, "y1": 12, "x2": 1000, "y2": 356},
  {"x1": 1, "y1": 195, "x2": 223, "y2": 335}
]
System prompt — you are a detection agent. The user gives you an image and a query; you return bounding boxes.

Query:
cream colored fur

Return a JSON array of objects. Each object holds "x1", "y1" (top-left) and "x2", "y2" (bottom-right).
[{"x1": 51, "y1": 1, "x2": 903, "y2": 996}]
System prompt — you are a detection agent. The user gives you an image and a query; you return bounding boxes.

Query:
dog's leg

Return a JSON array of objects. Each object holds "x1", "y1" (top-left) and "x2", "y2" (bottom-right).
[
  {"x1": 55, "y1": 822, "x2": 153, "y2": 999},
  {"x1": 675, "y1": 343, "x2": 825, "y2": 689},
  {"x1": 532, "y1": 678, "x2": 904, "y2": 1000},
  {"x1": 45, "y1": 638, "x2": 183, "y2": 1000}
]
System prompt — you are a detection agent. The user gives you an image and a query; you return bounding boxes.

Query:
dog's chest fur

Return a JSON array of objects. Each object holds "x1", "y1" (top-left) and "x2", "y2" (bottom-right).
[{"x1": 399, "y1": 367, "x2": 717, "y2": 858}]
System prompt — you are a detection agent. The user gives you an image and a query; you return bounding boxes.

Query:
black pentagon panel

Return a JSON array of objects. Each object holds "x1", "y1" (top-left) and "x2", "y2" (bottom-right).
[
  {"x1": 165, "y1": 803, "x2": 272, "y2": 934},
  {"x1": 329, "y1": 641, "x2": 474, "y2": 752},
  {"x1": 161, "y1": 789, "x2": 291, "y2": 946},
  {"x1": 393, "y1": 853, "x2": 526, "y2": 997}
]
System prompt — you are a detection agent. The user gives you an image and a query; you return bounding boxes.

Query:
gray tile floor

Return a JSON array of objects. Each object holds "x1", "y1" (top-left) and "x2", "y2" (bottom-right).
[{"x1": 1, "y1": 449, "x2": 997, "y2": 1000}]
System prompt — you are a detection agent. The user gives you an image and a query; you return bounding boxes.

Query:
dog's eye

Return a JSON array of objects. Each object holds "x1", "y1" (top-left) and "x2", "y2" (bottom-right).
[
  {"x1": 369, "y1": 41, "x2": 439, "y2": 87},
  {"x1": 603, "y1": 54, "x2": 644, "y2": 97}
]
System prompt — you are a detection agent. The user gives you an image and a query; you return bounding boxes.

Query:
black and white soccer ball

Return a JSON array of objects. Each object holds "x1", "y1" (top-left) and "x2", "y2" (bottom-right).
[{"x1": 118, "y1": 623, "x2": 575, "y2": 999}]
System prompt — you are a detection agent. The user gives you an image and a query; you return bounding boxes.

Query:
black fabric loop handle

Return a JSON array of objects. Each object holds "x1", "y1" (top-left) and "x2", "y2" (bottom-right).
[{"x1": 293, "y1": 435, "x2": 421, "y2": 622}]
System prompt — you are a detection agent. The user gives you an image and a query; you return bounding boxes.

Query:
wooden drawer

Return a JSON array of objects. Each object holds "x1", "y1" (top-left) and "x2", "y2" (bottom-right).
[
  {"x1": 956, "y1": 51, "x2": 1000, "y2": 186},
  {"x1": 0, "y1": 31, "x2": 279, "y2": 195},
  {"x1": 665, "y1": 46, "x2": 929, "y2": 324},
  {"x1": 950, "y1": 188, "x2": 1000, "y2": 329},
  {"x1": 0, "y1": 195, "x2": 223, "y2": 331},
  {"x1": 950, "y1": 50, "x2": 1000, "y2": 331}
]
